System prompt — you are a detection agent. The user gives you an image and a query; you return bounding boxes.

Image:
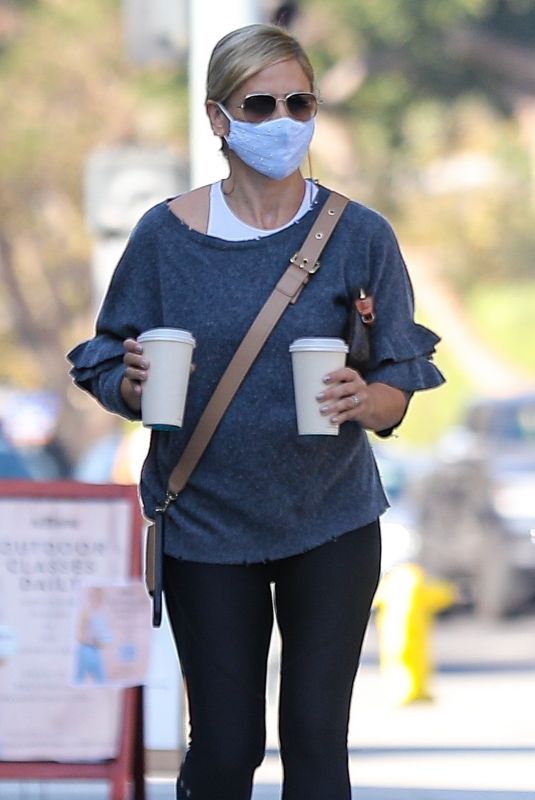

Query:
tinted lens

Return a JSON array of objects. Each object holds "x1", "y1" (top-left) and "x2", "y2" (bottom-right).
[
  {"x1": 242, "y1": 94, "x2": 277, "y2": 121},
  {"x1": 286, "y1": 93, "x2": 318, "y2": 121}
]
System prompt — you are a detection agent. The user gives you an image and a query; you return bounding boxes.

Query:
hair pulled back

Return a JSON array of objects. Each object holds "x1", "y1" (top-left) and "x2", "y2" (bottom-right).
[{"x1": 206, "y1": 23, "x2": 315, "y2": 104}]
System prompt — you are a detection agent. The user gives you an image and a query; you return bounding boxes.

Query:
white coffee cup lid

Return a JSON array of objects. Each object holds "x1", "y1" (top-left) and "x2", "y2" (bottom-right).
[
  {"x1": 138, "y1": 328, "x2": 196, "y2": 347},
  {"x1": 289, "y1": 337, "x2": 349, "y2": 353}
]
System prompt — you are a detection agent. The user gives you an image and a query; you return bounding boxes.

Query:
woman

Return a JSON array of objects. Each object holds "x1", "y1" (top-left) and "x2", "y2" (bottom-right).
[
  {"x1": 68, "y1": 23, "x2": 444, "y2": 800},
  {"x1": 74, "y1": 587, "x2": 112, "y2": 685}
]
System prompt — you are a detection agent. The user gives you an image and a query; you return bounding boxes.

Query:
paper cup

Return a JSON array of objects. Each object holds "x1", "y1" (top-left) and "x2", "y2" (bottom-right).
[
  {"x1": 137, "y1": 328, "x2": 196, "y2": 431},
  {"x1": 289, "y1": 338, "x2": 349, "y2": 435}
]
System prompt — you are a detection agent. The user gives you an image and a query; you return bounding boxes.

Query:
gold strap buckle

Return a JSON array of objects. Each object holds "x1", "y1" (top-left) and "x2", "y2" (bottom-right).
[{"x1": 290, "y1": 253, "x2": 321, "y2": 273}]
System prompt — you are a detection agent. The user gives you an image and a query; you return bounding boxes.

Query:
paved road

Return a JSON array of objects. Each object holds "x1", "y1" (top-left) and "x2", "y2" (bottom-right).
[{"x1": 1, "y1": 610, "x2": 534, "y2": 799}]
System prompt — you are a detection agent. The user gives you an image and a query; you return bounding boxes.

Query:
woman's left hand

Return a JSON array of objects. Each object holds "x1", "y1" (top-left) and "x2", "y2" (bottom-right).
[
  {"x1": 316, "y1": 367, "x2": 369, "y2": 425},
  {"x1": 316, "y1": 369, "x2": 409, "y2": 431}
]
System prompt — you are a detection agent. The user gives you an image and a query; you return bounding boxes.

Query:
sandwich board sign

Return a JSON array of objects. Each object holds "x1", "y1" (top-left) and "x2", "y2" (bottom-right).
[{"x1": 0, "y1": 481, "x2": 148, "y2": 799}]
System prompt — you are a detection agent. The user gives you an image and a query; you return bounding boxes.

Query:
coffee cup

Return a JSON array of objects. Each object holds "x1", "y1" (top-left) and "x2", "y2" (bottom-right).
[
  {"x1": 289, "y1": 337, "x2": 349, "y2": 435},
  {"x1": 137, "y1": 328, "x2": 196, "y2": 430}
]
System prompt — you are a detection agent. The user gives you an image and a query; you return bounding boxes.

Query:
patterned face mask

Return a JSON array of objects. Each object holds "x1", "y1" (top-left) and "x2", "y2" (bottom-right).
[{"x1": 217, "y1": 103, "x2": 315, "y2": 181}]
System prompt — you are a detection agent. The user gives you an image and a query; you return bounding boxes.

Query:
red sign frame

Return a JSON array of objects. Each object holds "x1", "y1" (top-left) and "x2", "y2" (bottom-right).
[{"x1": 0, "y1": 480, "x2": 146, "y2": 800}]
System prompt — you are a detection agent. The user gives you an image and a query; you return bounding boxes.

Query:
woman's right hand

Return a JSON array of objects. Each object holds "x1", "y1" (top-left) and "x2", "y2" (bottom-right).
[{"x1": 120, "y1": 338, "x2": 148, "y2": 412}]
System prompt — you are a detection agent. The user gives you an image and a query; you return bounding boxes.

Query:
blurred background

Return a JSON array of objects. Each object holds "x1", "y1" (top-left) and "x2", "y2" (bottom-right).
[
  {"x1": 1, "y1": 0, "x2": 534, "y2": 613},
  {"x1": 0, "y1": 0, "x2": 534, "y2": 795}
]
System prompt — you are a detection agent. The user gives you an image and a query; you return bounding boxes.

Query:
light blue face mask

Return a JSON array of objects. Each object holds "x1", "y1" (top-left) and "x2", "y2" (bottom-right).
[{"x1": 217, "y1": 103, "x2": 315, "y2": 181}]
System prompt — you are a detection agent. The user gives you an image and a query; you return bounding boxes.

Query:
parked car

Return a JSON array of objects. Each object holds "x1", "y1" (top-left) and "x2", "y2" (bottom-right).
[
  {"x1": 373, "y1": 446, "x2": 427, "y2": 575},
  {"x1": 415, "y1": 392, "x2": 535, "y2": 617}
]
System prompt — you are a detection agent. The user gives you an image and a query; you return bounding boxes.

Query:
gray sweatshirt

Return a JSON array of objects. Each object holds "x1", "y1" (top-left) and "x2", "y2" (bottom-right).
[{"x1": 68, "y1": 185, "x2": 444, "y2": 564}]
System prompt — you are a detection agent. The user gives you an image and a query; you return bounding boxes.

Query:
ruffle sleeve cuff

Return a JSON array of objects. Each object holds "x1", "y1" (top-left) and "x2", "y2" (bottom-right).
[
  {"x1": 365, "y1": 322, "x2": 445, "y2": 393},
  {"x1": 68, "y1": 338, "x2": 125, "y2": 385},
  {"x1": 67, "y1": 338, "x2": 141, "y2": 422},
  {"x1": 363, "y1": 322, "x2": 444, "y2": 439}
]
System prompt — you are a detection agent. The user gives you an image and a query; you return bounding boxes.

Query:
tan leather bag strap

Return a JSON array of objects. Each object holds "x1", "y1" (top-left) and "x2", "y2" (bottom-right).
[{"x1": 161, "y1": 190, "x2": 349, "y2": 505}]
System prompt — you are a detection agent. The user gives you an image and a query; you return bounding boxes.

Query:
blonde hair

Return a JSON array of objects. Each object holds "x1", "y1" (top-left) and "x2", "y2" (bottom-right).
[{"x1": 206, "y1": 23, "x2": 315, "y2": 104}]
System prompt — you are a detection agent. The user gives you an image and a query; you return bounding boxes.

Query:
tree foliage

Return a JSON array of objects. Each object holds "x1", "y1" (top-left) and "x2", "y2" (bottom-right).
[
  {"x1": 302, "y1": 0, "x2": 535, "y2": 284},
  {"x1": 0, "y1": 0, "x2": 187, "y2": 377},
  {"x1": 0, "y1": 0, "x2": 534, "y2": 454},
  {"x1": 0, "y1": 0, "x2": 188, "y2": 458}
]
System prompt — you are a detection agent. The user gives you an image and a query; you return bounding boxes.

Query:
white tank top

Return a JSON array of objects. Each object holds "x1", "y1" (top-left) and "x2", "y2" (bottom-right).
[{"x1": 207, "y1": 179, "x2": 319, "y2": 241}]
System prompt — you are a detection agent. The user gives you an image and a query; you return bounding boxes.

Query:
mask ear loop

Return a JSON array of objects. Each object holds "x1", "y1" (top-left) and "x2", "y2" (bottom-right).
[{"x1": 306, "y1": 149, "x2": 319, "y2": 185}]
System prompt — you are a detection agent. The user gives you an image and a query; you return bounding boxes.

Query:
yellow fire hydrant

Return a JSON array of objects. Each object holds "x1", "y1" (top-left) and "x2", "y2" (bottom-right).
[{"x1": 373, "y1": 562, "x2": 457, "y2": 705}]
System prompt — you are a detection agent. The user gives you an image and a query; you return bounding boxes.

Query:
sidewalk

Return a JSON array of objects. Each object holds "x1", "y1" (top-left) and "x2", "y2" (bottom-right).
[
  {"x1": 1, "y1": 617, "x2": 533, "y2": 799},
  {"x1": 0, "y1": 776, "x2": 532, "y2": 799},
  {"x1": 253, "y1": 616, "x2": 535, "y2": 799},
  {"x1": 2, "y1": 659, "x2": 532, "y2": 800}
]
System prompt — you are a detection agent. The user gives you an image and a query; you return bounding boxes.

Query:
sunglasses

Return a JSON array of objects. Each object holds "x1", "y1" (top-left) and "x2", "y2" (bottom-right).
[{"x1": 233, "y1": 92, "x2": 319, "y2": 123}]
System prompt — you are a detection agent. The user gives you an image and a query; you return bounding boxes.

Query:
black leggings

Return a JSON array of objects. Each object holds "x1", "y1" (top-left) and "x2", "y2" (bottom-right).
[{"x1": 163, "y1": 521, "x2": 381, "y2": 800}]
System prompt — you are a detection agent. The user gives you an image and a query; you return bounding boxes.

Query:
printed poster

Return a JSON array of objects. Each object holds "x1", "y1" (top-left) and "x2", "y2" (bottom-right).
[
  {"x1": 71, "y1": 582, "x2": 151, "y2": 689},
  {"x1": 0, "y1": 492, "x2": 148, "y2": 761}
]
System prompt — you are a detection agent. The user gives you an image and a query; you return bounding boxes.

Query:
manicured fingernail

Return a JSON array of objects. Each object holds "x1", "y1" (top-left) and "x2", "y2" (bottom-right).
[
  {"x1": 323, "y1": 374, "x2": 332, "y2": 383},
  {"x1": 140, "y1": 360, "x2": 149, "y2": 369},
  {"x1": 316, "y1": 391, "x2": 325, "y2": 401},
  {"x1": 331, "y1": 416, "x2": 339, "y2": 423},
  {"x1": 320, "y1": 405, "x2": 330, "y2": 414},
  {"x1": 135, "y1": 345, "x2": 142, "y2": 353}
]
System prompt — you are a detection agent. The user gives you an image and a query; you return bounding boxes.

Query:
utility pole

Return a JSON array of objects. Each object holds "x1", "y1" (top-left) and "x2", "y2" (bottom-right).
[{"x1": 189, "y1": 0, "x2": 259, "y2": 187}]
